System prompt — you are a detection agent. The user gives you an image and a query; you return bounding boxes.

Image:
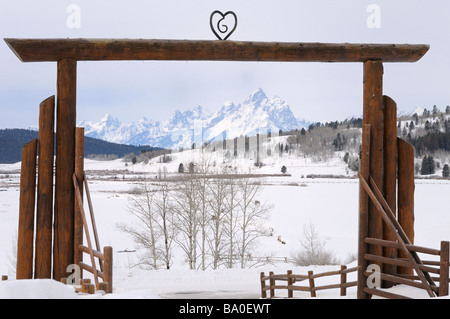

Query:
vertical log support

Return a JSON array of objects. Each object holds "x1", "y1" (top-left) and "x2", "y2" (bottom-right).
[
  {"x1": 104, "y1": 246, "x2": 113, "y2": 294},
  {"x1": 74, "y1": 127, "x2": 84, "y2": 271},
  {"x1": 287, "y1": 270, "x2": 293, "y2": 298},
  {"x1": 308, "y1": 270, "x2": 316, "y2": 297},
  {"x1": 35, "y1": 96, "x2": 55, "y2": 279},
  {"x1": 397, "y1": 138, "x2": 415, "y2": 275},
  {"x1": 358, "y1": 124, "x2": 371, "y2": 299},
  {"x1": 16, "y1": 139, "x2": 38, "y2": 279},
  {"x1": 439, "y1": 241, "x2": 449, "y2": 297},
  {"x1": 269, "y1": 271, "x2": 275, "y2": 298},
  {"x1": 340, "y1": 265, "x2": 347, "y2": 296},
  {"x1": 358, "y1": 58, "x2": 384, "y2": 298},
  {"x1": 382, "y1": 96, "x2": 398, "y2": 284},
  {"x1": 363, "y1": 60, "x2": 384, "y2": 257},
  {"x1": 260, "y1": 272, "x2": 267, "y2": 298},
  {"x1": 53, "y1": 58, "x2": 77, "y2": 281}
]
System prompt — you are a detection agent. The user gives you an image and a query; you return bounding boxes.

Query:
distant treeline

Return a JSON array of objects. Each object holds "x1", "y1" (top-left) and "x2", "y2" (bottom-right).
[
  {"x1": 409, "y1": 131, "x2": 450, "y2": 155},
  {"x1": 0, "y1": 129, "x2": 163, "y2": 164}
]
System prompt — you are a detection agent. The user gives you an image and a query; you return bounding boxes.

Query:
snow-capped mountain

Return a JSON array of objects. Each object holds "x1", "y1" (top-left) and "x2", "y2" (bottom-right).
[{"x1": 78, "y1": 89, "x2": 310, "y2": 150}]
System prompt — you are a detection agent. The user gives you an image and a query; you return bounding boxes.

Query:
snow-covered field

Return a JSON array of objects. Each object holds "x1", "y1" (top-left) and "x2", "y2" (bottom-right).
[{"x1": 1, "y1": 150, "x2": 450, "y2": 299}]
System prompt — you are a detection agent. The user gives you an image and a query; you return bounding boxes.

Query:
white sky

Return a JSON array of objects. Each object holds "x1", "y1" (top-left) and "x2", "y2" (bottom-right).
[{"x1": 0, "y1": 1, "x2": 449, "y2": 128}]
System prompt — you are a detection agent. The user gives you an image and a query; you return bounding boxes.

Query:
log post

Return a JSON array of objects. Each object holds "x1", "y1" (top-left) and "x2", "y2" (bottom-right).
[
  {"x1": 35, "y1": 96, "x2": 55, "y2": 279},
  {"x1": 439, "y1": 241, "x2": 449, "y2": 297},
  {"x1": 397, "y1": 138, "x2": 415, "y2": 275},
  {"x1": 81, "y1": 283, "x2": 95, "y2": 294},
  {"x1": 96, "y1": 282, "x2": 109, "y2": 293},
  {"x1": 357, "y1": 124, "x2": 371, "y2": 299},
  {"x1": 340, "y1": 265, "x2": 347, "y2": 296},
  {"x1": 363, "y1": 60, "x2": 384, "y2": 262},
  {"x1": 269, "y1": 271, "x2": 275, "y2": 298},
  {"x1": 53, "y1": 58, "x2": 77, "y2": 281},
  {"x1": 74, "y1": 127, "x2": 84, "y2": 272},
  {"x1": 308, "y1": 270, "x2": 316, "y2": 297},
  {"x1": 382, "y1": 96, "x2": 398, "y2": 284},
  {"x1": 287, "y1": 270, "x2": 293, "y2": 298},
  {"x1": 103, "y1": 246, "x2": 113, "y2": 294},
  {"x1": 260, "y1": 272, "x2": 267, "y2": 298},
  {"x1": 16, "y1": 139, "x2": 38, "y2": 279}
]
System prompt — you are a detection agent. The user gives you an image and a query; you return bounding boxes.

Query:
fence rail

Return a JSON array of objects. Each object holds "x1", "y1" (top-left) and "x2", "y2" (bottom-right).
[
  {"x1": 364, "y1": 237, "x2": 449, "y2": 298},
  {"x1": 77, "y1": 245, "x2": 113, "y2": 293},
  {"x1": 73, "y1": 173, "x2": 113, "y2": 293},
  {"x1": 260, "y1": 265, "x2": 358, "y2": 298}
]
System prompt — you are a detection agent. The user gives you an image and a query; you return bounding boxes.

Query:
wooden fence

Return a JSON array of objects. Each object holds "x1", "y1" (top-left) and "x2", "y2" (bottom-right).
[
  {"x1": 260, "y1": 265, "x2": 358, "y2": 298},
  {"x1": 363, "y1": 238, "x2": 449, "y2": 299},
  {"x1": 76, "y1": 245, "x2": 113, "y2": 294},
  {"x1": 73, "y1": 172, "x2": 113, "y2": 293}
]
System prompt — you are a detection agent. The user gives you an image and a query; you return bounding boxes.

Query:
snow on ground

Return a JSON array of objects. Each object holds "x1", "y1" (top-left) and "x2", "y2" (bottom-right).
[{"x1": 1, "y1": 151, "x2": 450, "y2": 299}]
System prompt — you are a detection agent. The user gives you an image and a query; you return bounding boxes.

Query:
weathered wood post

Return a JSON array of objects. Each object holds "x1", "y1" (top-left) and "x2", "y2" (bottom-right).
[
  {"x1": 397, "y1": 138, "x2": 415, "y2": 275},
  {"x1": 74, "y1": 127, "x2": 84, "y2": 273},
  {"x1": 260, "y1": 272, "x2": 267, "y2": 298},
  {"x1": 16, "y1": 139, "x2": 38, "y2": 279},
  {"x1": 104, "y1": 246, "x2": 113, "y2": 293},
  {"x1": 382, "y1": 96, "x2": 398, "y2": 284},
  {"x1": 340, "y1": 265, "x2": 347, "y2": 296},
  {"x1": 359, "y1": 59, "x2": 385, "y2": 298},
  {"x1": 287, "y1": 270, "x2": 293, "y2": 298},
  {"x1": 358, "y1": 124, "x2": 371, "y2": 299},
  {"x1": 439, "y1": 241, "x2": 449, "y2": 297},
  {"x1": 35, "y1": 96, "x2": 55, "y2": 279},
  {"x1": 53, "y1": 58, "x2": 77, "y2": 281},
  {"x1": 308, "y1": 270, "x2": 316, "y2": 297},
  {"x1": 269, "y1": 271, "x2": 275, "y2": 298},
  {"x1": 363, "y1": 60, "x2": 385, "y2": 258}
]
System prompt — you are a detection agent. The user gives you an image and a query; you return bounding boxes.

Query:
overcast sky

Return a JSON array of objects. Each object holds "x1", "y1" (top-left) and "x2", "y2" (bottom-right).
[{"x1": 1, "y1": 1, "x2": 450, "y2": 128}]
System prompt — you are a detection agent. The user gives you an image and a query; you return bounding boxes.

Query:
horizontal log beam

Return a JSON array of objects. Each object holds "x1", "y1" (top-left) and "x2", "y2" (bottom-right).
[{"x1": 4, "y1": 38, "x2": 429, "y2": 63}]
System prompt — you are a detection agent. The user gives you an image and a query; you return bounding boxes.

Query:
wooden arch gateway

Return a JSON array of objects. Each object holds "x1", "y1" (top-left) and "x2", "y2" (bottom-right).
[{"x1": 6, "y1": 38, "x2": 444, "y2": 299}]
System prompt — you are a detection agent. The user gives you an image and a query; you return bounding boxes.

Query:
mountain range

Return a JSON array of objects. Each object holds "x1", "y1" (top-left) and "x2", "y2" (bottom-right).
[{"x1": 78, "y1": 89, "x2": 310, "y2": 150}]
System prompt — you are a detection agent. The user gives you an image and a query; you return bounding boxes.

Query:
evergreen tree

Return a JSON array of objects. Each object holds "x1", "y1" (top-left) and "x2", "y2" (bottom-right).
[
  {"x1": 432, "y1": 105, "x2": 439, "y2": 119},
  {"x1": 420, "y1": 155, "x2": 429, "y2": 175},
  {"x1": 281, "y1": 165, "x2": 287, "y2": 174},
  {"x1": 343, "y1": 152, "x2": 350, "y2": 164},
  {"x1": 421, "y1": 155, "x2": 436, "y2": 175},
  {"x1": 413, "y1": 113, "x2": 419, "y2": 125},
  {"x1": 428, "y1": 155, "x2": 436, "y2": 174},
  {"x1": 443, "y1": 164, "x2": 450, "y2": 178}
]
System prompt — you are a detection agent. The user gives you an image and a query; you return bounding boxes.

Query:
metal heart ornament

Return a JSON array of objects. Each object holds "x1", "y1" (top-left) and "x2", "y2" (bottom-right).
[{"x1": 210, "y1": 10, "x2": 238, "y2": 41}]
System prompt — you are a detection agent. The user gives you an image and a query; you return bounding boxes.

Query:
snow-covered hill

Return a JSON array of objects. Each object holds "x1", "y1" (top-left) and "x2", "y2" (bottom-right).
[{"x1": 78, "y1": 89, "x2": 310, "y2": 150}]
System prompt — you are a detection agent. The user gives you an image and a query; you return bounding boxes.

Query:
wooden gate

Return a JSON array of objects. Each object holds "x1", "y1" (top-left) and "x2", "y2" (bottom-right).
[{"x1": 7, "y1": 38, "x2": 437, "y2": 298}]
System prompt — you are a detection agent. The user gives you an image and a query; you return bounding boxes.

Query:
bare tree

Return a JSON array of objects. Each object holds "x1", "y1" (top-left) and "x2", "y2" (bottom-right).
[
  {"x1": 193, "y1": 156, "x2": 213, "y2": 270},
  {"x1": 153, "y1": 176, "x2": 176, "y2": 270},
  {"x1": 117, "y1": 180, "x2": 161, "y2": 269},
  {"x1": 236, "y1": 177, "x2": 273, "y2": 268},
  {"x1": 224, "y1": 170, "x2": 241, "y2": 268},
  {"x1": 207, "y1": 174, "x2": 229, "y2": 269},
  {"x1": 172, "y1": 172, "x2": 199, "y2": 270},
  {"x1": 292, "y1": 221, "x2": 339, "y2": 266}
]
